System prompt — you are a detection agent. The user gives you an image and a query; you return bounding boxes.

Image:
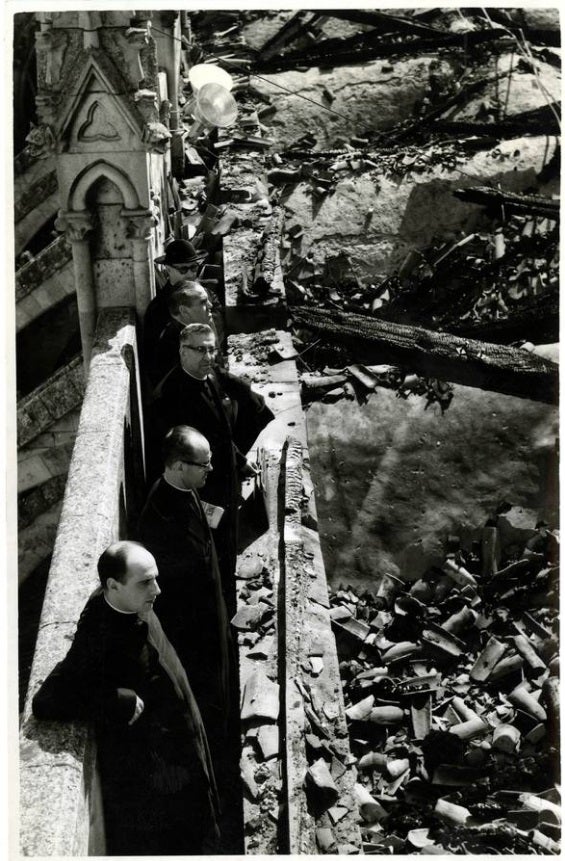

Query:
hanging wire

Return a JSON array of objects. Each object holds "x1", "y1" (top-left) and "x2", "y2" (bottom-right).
[
  {"x1": 478, "y1": 9, "x2": 561, "y2": 133},
  {"x1": 150, "y1": 24, "x2": 356, "y2": 124}
]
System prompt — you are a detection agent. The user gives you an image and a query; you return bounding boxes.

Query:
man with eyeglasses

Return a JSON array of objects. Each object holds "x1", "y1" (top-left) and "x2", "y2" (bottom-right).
[
  {"x1": 138, "y1": 426, "x2": 232, "y2": 760},
  {"x1": 150, "y1": 323, "x2": 274, "y2": 616},
  {"x1": 146, "y1": 281, "x2": 225, "y2": 390}
]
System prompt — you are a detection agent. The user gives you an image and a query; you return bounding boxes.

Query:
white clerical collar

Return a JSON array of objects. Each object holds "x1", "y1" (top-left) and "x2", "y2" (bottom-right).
[
  {"x1": 181, "y1": 366, "x2": 209, "y2": 382},
  {"x1": 104, "y1": 594, "x2": 137, "y2": 615},
  {"x1": 164, "y1": 475, "x2": 192, "y2": 493},
  {"x1": 163, "y1": 476, "x2": 199, "y2": 502}
]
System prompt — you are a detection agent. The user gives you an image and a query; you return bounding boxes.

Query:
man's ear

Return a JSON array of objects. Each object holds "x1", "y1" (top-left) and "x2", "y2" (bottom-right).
[{"x1": 106, "y1": 577, "x2": 119, "y2": 592}]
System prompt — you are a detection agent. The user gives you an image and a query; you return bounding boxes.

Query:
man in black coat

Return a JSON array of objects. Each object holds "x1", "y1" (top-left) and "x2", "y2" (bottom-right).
[
  {"x1": 148, "y1": 324, "x2": 275, "y2": 615},
  {"x1": 32, "y1": 541, "x2": 219, "y2": 856},
  {"x1": 143, "y1": 239, "x2": 207, "y2": 384},
  {"x1": 147, "y1": 281, "x2": 223, "y2": 391},
  {"x1": 138, "y1": 426, "x2": 232, "y2": 750}
]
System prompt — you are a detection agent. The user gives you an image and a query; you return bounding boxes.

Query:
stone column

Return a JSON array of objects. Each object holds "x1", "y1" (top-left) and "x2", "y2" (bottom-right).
[
  {"x1": 124, "y1": 208, "x2": 157, "y2": 326},
  {"x1": 156, "y1": 11, "x2": 184, "y2": 178},
  {"x1": 55, "y1": 210, "x2": 96, "y2": 374}
]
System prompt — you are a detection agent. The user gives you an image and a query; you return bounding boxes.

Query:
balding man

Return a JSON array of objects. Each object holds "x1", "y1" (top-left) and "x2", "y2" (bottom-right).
[
  {"x1": 149, "y1": 324, "x2": 274, "y2": 615},
  {"x1": 32, "y1": 541, "x2": 219, "y2": 856},
  {"x1": 138, "y1": 426, "x2": 232, "y2": 750},
  {"x1": 148, "y1": 281, "x2": 223, "y2": 390}
]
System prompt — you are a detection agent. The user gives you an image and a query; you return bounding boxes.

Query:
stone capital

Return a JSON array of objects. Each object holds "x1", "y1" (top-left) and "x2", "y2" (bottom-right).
[
  {"x1": 123, "y1": 208, "x2": 156, "y2": 241},
  {"x1": 55, "y1": 210, "x2": 95, "y2": 242}
]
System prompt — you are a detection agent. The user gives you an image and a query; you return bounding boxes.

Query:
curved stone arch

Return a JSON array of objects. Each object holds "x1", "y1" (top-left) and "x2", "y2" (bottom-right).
[{"x1": 67, "y1": 160, "x2": 141, "y2": 212}]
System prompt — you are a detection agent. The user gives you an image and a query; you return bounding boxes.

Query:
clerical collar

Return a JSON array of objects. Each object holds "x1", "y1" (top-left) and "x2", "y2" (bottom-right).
[
  {"x1": 164, "y1": 475, "x2": 194, "y2": 493},
  {"x1": 181, "y1": 366, "x2": 209, "y2": 382},
  {"x1": 104, "y1": 594, "x2": 137, "y2": 615}
]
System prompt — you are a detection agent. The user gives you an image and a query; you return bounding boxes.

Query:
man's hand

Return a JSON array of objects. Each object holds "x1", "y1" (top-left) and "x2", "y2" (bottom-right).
[{"x1": 128, "y1": 695, "x2": 145, "y2": 725}]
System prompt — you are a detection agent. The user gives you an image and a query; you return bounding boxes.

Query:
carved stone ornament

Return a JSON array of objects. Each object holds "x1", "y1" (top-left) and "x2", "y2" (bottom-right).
[
  {"x1": 124, "y1": 209, "x2": 156, "y2": 241},
  {"x1": 142, "y1": 121, "x2": 171, "y2": 153},
  {"x1": 25, "y1": 123, "x2": 57, "y2": 159},
  {"x1": 35, "y1": 27, "x2": 68, "y2": 87},
  {"x1": 125, "y1": 26, "x2": 149, "y2": 89},
  {"x1": 55, "y1": 210, "x2": 95, "y2": 242},
  {"x1": 78, "y1": 101, "x2": 120, "y2": 142}
]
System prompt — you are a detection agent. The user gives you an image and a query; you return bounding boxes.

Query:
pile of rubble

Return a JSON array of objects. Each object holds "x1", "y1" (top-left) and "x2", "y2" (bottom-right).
[
  {"x1": 378, "y1": 211, "x2": 559, "y2": 334},
  {"x1": 329, "y1": 511, "x2": 560, "y2": 854}
]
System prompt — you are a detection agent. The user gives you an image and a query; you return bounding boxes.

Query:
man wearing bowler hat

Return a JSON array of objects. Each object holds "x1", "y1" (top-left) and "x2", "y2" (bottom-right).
[{"x1": 143, "y1": 239, "x2": 208, "y2": 386}]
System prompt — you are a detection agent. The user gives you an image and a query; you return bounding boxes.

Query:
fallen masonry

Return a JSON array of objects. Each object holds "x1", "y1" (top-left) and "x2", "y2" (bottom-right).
[{"x1": 329, "y1": 510, "x2": 559, "y2": 855}]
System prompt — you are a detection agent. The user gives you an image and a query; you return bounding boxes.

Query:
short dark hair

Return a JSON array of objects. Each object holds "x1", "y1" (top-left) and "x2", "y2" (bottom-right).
[
  {"x1": 161, "y1": 425, "x2": 208, "y2": 468},
  {"x1": 97, "y1": 541, "x2": 146, "y2": 588},
  {"x1": 167, "y1": 281, "x2": 206, "y2": 317},
  {"x1": 179, "y1": 322, "x2": 214, "y2": 345}
]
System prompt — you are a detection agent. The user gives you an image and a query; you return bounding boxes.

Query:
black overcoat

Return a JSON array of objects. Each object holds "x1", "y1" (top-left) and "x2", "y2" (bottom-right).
[
  {"x1": 138, "y1": 479, "x2": 231, "y2": 731},
  {"x1": 148, "y1": 367, "x2": 274, "y2": 610},
  {"x1": 32, "y1": 589, "x2": 219, "y2": 855}
]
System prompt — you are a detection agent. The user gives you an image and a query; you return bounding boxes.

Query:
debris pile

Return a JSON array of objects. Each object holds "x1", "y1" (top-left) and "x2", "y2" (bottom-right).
[
  {"x1": 376, "y1": 210, "x2": 559, "y2": 338},
  {"x1": 299, "y1": 362, "x2": 454, "y2": 415},
  {"x1": 233, "y1": 550, "x2": 283, "y2": 853},
  {"x1": 329, "y1": 511, "x2": 560, "y2": 854}
]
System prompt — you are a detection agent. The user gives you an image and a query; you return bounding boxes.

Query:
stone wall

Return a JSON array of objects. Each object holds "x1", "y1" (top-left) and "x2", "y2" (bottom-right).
[{"x1": 19, "y1": 307, "x2": 145, "y2": 856}]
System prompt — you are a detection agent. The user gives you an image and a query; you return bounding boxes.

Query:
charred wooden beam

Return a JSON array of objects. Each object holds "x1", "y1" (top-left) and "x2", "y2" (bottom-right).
[
  {"x1": 255, "y1": 28, "x2": 512, "y2": 73},
  {"x1": 462, "y1": 7, "x2": 561, "y2": 48},
  {"x1": 291, "y1": 306, "x2": 558, "y2": 404},
  {"x1": 258, "y1": 10, "x2": 319, "y2": 61},
  {"x1": 452, "y1": 186, "x2": 560, "y2": 218},
  {"x1": 435, "y1": 103, "x2": 561, "y2": 139},
  {"x1": 387, "y1": 70, "x2": 514, "y2": 143},
  {"x1": 322, "y1": 9, "x2": 445, "y2": 37}
]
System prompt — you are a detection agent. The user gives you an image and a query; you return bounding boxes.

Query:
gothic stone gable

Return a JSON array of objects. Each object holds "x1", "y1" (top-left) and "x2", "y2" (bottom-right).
[{"x1": 57, "y1": 51, "x2": 145, "y2": 155}]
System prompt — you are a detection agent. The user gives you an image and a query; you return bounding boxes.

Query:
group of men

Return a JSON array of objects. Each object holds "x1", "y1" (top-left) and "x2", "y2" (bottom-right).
[{"x1": 32, "y1": 240, "x2": 275, "y2": 855}]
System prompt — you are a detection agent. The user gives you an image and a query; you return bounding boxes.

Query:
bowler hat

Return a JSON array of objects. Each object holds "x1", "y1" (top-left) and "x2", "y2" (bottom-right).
[{"x1": 155, "y1": 239, "x2": 207, "y2": 266}]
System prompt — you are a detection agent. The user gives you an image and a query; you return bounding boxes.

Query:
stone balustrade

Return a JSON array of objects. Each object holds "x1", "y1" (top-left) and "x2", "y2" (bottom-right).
[{"x1": 19, "y1": 307, "x2": 146, "y2": 856}]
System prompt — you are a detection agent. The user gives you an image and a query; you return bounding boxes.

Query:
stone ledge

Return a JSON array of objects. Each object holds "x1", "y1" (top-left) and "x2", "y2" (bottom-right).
[
  {"x1": 14, "y1": 169, "x2": 58, "y2": 225},
  {"x1": 229, "y1": 330, "x2": 360, "y2": 854},
  {"x1": 283, "y1": 438, "x2": 362, "y2": 855},
  {"x1": 17, "y1": 356, "x2": 85, "y2": 449},
  {"x1": 18, "y1": 474, "x2": 68, "y2": 530},
  {"x1": 18, "y1": 442, "x2": 75, "y2": 495},
  {"x1": 224, "y1": 208, "x2": 287, "y2": 335},
  {"x1": 16, "y1": 236, "x2": 73, "y2": 302},
  {"x1": 18, "y1": 500, "x2": 64, "y2": 586},
  {"x1": 15, "y1": 191, "x2": 60, "y2": 257},
  {"x1": 19, "y1": 307, "x2": 139, "y2": 857}
]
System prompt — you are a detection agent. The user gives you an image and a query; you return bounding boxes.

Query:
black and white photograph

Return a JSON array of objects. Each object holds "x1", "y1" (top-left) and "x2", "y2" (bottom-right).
[{"x1": 12, "y1": 5, "x2": 560, "y2": 857}]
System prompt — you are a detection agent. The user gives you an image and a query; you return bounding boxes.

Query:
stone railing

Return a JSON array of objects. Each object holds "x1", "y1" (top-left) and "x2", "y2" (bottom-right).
[{"x1": 19, "y1": 307, "x2": 146, "y2": 856}]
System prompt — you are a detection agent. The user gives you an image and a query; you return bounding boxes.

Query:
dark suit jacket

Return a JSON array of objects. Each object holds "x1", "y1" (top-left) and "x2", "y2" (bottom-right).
[
  {"x1": 142, "y1": 280, "x2": 176, "y2": 387},
  {"x1": 138, "y1": 479, "x2": 231, "y2": 725},
  {"x1": 143, "y1": 283, "x2": 225, "y2": 389},
  {"x1": 32, "y1": 589, "x2": 219, "y2": 854},
  {"x1": 152, "y1": 366, "x2": 274, "y2": 511}
]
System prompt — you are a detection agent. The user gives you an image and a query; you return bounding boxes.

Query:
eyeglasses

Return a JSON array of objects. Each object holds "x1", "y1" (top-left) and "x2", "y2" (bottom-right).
[
  {"x1": 181, "y1": 345, "x2": 217, "y2": 356},
  {"x1": 171, "y1": 264, "x2": 197, "y2": 274},
  {"x1": 182, "y1": 459, "x2": 213, "y2": 470}
]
